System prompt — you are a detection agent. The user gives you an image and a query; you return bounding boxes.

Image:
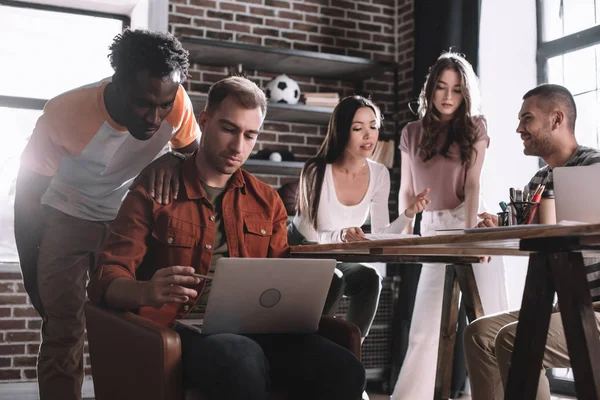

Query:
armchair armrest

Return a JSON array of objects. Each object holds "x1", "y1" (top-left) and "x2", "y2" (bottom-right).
[
  {"x1": 84, "y1": 302, "x2": 182, "y2": 400},
  {"x1": 317, "y1": 316, "x2": 361, "y2": 359}
]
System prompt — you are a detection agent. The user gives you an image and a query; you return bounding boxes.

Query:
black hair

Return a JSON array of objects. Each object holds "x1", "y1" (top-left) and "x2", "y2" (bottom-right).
[
  {"x1": 523, "y1": 84, "x2": 577, "y2": 132},
  {"x1": 108, "y1": 29, "x2": 190, "y2": 83}
]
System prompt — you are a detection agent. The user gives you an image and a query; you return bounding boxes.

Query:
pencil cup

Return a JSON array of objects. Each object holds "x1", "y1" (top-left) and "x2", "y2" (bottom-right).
[{"x1": 509, "y1": 201, "x2": 540, "y2": 225}]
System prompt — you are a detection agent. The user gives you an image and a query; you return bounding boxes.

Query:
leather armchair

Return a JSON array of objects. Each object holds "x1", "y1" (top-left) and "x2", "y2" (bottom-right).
[{"x1": 85, "y1": 302, "x2": 361, "y2": 400}]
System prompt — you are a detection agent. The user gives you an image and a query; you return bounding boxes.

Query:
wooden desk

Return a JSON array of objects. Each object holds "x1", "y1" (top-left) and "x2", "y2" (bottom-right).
[{"x1": 291, "y1": 223, "x2": 600, "y2": 400}]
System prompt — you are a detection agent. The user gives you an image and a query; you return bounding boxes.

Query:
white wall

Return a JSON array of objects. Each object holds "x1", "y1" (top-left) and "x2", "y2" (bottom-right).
[{"x1": 479, "y1": 0, "x2": 539, "y2": 309}]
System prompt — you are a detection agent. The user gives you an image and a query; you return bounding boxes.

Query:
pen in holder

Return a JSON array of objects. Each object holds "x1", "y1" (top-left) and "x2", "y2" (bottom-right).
[
  {"x1": 497, "y1": 211, "x2": 509, "y2": 226},
  {"x1": 508, "y1": 201, "x2": 540, "y2": 225}
]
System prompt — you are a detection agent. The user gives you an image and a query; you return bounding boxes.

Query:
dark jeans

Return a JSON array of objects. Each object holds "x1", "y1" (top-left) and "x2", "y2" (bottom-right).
[{"x1": 176, "y1": 326, "x2": 365, "y2": 400}]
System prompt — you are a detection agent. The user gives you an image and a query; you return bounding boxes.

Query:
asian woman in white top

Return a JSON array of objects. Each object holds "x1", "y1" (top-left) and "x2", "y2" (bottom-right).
[{"x1": 289, "y1": 96, "x2": 430, "y2": 339}]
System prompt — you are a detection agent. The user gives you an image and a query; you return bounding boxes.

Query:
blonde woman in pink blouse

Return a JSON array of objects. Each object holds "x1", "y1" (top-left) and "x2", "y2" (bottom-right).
[{"x1": 392, "y1": 53, "x2": 508, "y2": 399}]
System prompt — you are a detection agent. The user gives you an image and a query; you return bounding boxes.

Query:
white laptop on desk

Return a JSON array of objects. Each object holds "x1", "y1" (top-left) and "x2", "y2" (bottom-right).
[
  {"x1": 554, "y1": 164, "x2": 600, "y2": 223},
  {"x1": 176, "y1": 258, "x2": 336, "y2": 335}
]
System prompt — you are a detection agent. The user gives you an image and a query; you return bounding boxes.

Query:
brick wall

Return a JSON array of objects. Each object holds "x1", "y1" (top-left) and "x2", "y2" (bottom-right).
[{"x1": 0, "y1": 0, "x2": 414, "y2": 384}]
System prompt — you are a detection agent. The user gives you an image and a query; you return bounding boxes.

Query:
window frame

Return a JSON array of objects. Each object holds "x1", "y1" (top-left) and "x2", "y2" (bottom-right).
[
  {"x1": 536, "y1": 1, "x2": 600, "y2": 394},
  {"x1": 0, "y1": 0, "x2": 130, "y2": 110}
]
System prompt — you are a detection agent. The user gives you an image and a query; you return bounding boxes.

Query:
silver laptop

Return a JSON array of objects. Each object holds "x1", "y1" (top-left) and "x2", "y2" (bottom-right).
[
  {"x1": 177, "y1": 258, "x2": 336, "y2": 335},
  {"x1": 554, "y1": 164, "x2": 600, "y2": 223}
]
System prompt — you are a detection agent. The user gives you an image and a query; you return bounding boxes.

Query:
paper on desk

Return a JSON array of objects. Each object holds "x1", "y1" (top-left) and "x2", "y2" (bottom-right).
[{"x1": 364, "y1": 233, "x2": 418, "y2": 241}]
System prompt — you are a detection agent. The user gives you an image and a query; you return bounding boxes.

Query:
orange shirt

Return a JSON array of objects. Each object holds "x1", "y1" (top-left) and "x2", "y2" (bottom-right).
[
  {"x1": 20, "y1": 79, "x2": 200, "y2": 221},
  {"x1": 88, "y1": 155, "x2": 290, "y2": 327}
]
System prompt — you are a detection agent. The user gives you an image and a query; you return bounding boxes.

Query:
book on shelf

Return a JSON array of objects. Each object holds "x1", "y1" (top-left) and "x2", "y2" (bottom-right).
[{"x1": 303, "y1": 92, "x2": 340, "y2": 107}]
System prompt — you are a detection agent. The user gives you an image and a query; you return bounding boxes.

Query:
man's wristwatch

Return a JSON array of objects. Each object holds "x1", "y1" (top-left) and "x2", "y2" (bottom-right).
[{"x1": 169, "y1": 150, "x2": 190, "y2": 161}]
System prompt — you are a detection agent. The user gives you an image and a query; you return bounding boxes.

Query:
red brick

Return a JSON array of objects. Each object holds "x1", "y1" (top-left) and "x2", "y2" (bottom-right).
[
  {"x1": 225, "y1": 23, "x2": 251, "y2": 33},
  {"x1": 292, "y1": 145, "x2": 319, "y2": 156},
  {"x1": 293, "y1": 43, "x2": 319, "y2": 52},
  {"x1": 23, "y1": 369, "x2": 37, "y2": 379},
  {"x1": 266, "y1": 19, "x2": 291, "y2": 29},
  {"x1": 263, "y1": 123, "x2": 291, "y2": 133},
  {"x1": 304, "y1": 0, "x2": 328, "y2": 4},
  {"x1": 307, "y1": 136, "x2": 325, "y2": 146},
  {"x1": 293, "y1": 23, "x2": 318, "y2": 33},
  {"x1": 0, "y1": 282, "x2": 14, "y2": 292},
  {"x1": 195, "y1": 19, "x2": 222, "y2": 30},
  {"x1": 259, "y1": 143, "x2": 290, "y2": 152},
  {"x1": 309, "y1": 35, "x2": 334, "y2": 46},
  {"x1": 206, "y1": 31, "x2": 233, "y2": 41},
  {"x1": 374, "y1": 34, "x2": 395, "y2": 45},
  {"x1": 0, "y1": 319, "x2": 26, "y2": 330},
  {"x1": 27, "y1": 319, "x2": 42, "y2": 330},
  {"x1": 280, "y1": 177, "x2": 300, "y2": 186},
  {"x1": 27, "y1": 344, "x2": 39, "y2": 354},
  {"x1": 0, "y1": 344, "x2": 25, "y2": 355},
  {"x1": 250, "y1": 7, "x2": 276, "y2": 16},
  {"x1": 320, "y1": 26, "x2": 344, "y2": 37},
  {"x1": 16, "y1": 283, "x2": 25, "y2": 293},
  {"x1": 13, "y1": 307, "x2": 40, "y2": 318},
  {"x1": 322, "y1": 7, "x2": 344, "y2": 18},
  {"x1": 264, "y1": 0, "x2": 291, "y2": 8},
  {"x1": 0, "y1": 357, "x2": 10, "y2": 367},
  {"x1": 282, "y1": 32, "x2": 307, "y2": 41},
  {"x1": 14, "y1": 356, "x2": 37, "y2": 367},
  {"x1": 0, "y1": 370, "x2": 20, "y2": 380},
  {"x1": 220, "y1": 2, "x2": 246, "y2": 12},
  {"x1": 374, "y1": 15, "x2": 395, "y2": 25},
  {"x1": 362, "y1": 42, "x2": 386, "y2": 52},
  {"x1": 237, "y1": 0, "x2": 262, "y2": 3},
  {"x1": 236, "y1": 14, "x2": 263, "y2": 24},
  {"x1": 293, "y1": 3, "x2": 319, "y2": 13},
  {"x1": 169, "y1": 15, "x2": 192, "y2": 25},
  {"x1": 264, "y1": 39, "x2": 291, "y2": 49},
  {"x1": 331, "y1": 19, "x2": 356, "y2": 29},
  {"x1": 372, "y1": 0, "x2": 394, "y2": 6},
  {"x1": 305, "y1": 15, "x2": 330, "y2": 25},
  {"x1": 189, "y1": 71, "x2": 201, "y2": 81},
  {"x1": 6, "y1": 331, "x2": 40, "y2": 342},
  {"x1": 0, "y1": 295, "x2": 27, "y2": 305},
  {"x1": 189, "y1": 0, "x2": 216, "y2": 6},
  {"x1": 336, "y1": 38, "x2": 359, "y2": 48},
  {"x1": 257, "y1": 133, "x2": 277, "y2": 142},
  {"x1": 332, "y1": 0, "x2": 355, "y2": 9},
  {"x1": 253, "y1": 27, "x2": 279, "y2": 37},
  {"x1": 348, "y1": 11, "x2": 371, "y2": 21},
  {"x1": 358, "y1": 3, "x2": 381, "y2": 13},
  {"x1": 174, "y1": 6, "x2": 205, "y2": 17},
  {"x1": 358, "y1": 22, "x2": 382, "y2": 33},
  {"x1": 174, "y1": 27, "x2": 205, "y2": 38},
  {"x1": 278, "y1": 134, "x2": 305, "y2": 144},
  {"x1": 236, "y1": 35, "x2": 262, "y2": 45},
  {"x1": 291, "y1": 125, "x2": 319, "y2": 135},
  {"x1": 278, "y1": 11, "x2": 303, "y2": 20},
  {"x1": 206, "y1": 10, "x2": 234, "y2": 21}
]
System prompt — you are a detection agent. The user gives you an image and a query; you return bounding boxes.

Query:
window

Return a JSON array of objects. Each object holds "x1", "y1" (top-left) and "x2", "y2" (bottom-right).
[
  {"x1": 538, "y1": 0, "x2": 600, "y2": 149},
  {"x1": 0, "y1": 1, "x2": 128, "y2": 262},
  {"x1": 538, "y1": 2, "x2": 600, "y2": 395}
]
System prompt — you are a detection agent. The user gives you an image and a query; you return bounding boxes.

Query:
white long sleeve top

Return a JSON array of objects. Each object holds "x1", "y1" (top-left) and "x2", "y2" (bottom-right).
[{"x1": 292, "y1": 159, "x2": 411, "y2": 244}]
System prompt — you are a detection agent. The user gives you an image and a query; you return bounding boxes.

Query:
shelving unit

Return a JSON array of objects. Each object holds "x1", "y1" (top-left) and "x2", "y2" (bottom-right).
[
  {"x1": 242, "y1": 159, "x2": 304, "y2": 176},
  {"x1": 189, "y1": 93, "x2": 333, "y2": 125}
]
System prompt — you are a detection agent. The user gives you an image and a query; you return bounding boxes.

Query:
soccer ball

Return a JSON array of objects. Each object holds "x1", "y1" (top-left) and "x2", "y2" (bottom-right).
[{"x1": 265, "y1": 74, "x2": 301, "y2": 105}]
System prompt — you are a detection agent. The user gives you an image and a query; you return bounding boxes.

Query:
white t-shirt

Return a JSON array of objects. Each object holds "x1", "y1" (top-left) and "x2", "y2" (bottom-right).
[{"x1": 293, "y1": 159, "x2": 411, "y2": 243}]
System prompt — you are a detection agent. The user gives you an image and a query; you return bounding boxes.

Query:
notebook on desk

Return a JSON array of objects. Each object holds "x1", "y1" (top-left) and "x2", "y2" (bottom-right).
[
  {"x1": 554, "y1": 164, "x2": 600, "y2": 223},
  {"x1": 176, "y1": 258, "x2": 336, "y2": 335}
]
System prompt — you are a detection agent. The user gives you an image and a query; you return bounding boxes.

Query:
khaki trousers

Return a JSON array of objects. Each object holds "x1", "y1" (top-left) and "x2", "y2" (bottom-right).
[
  {"x1": 33, "y1": 206, "x2": 109, "y2": 400},
  {"x1": 464, "y1": 308, "x2": 600, "y2": 400}
]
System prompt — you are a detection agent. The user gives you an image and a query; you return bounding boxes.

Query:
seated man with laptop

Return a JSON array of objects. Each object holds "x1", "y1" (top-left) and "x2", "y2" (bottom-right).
[
  {"x1": 88, "y1": 76, "x2": 365, "y2": 400},
  {"x1": 464, "y1": 84, "x2": 600, "y2": 400}
]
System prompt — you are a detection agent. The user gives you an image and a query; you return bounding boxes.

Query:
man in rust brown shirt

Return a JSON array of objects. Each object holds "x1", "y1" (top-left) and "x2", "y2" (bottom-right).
[{"x1": 88, "y1": 76, "x2": 365, "y2": 400}]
